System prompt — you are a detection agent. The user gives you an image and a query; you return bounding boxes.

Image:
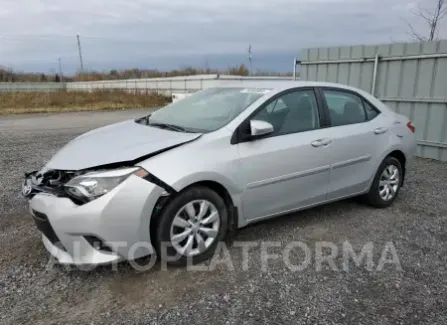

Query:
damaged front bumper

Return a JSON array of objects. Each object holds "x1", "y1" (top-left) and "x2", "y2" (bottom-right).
[
  {"x1": 24, "y1": 171, "x2": 165, "y2": 265},
  {"x1": 22, "y1": 169, "x2": 80, "y2": 201}
]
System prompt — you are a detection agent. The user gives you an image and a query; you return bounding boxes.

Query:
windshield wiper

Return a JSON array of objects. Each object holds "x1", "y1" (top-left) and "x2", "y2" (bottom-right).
[
  {"x1": 148, "y1": 122, "x2": 189, "y2": 132},
  {"x1": 135, "y1": 114, "x2": 151, "y2": 125}
]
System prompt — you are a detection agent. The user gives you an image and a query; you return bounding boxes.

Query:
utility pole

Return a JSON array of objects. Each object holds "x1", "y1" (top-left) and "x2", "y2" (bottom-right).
[
  {"x1": 58, "y1": 57, "x2": 64, "y2": 82},
  {"x1": 248, "y1": 44, "x2": 252, "y2": 76},
  {"x1": 203, "y1": 56, "x2": 210, "y2": 72},
  {"x1": 76, "y1": 34, "x2": 84, "y2": 79}
]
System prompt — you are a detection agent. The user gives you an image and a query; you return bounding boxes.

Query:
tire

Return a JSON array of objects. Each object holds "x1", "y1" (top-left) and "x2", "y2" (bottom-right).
[
  {"x1": 154, "y1": 186, "x2": 228, "y2": 266},
  {"x1": 363, "y1": 156, "x2": 403, "y2": 208}
]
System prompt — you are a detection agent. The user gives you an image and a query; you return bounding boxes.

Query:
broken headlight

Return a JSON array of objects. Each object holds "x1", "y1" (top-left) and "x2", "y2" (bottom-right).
[{"x1": 64, "y1": 167, "x2": 148, "y2": 202}]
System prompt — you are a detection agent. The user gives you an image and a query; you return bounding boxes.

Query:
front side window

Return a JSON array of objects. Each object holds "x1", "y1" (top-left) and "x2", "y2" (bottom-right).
[
  {"x1": 323, "y1": 90, "x2": 371, "y2": 126},
  {"x1": 147, "y1": 87, "x2": 270, "y2": 132},
  {"x1": 252, "y1": 89, "x2": 320, "y2": 136}
]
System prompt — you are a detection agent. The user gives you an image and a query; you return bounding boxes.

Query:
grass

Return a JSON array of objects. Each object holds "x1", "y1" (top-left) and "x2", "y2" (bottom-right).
[{"x1": 0, "y1": 89, "x2": 171, "y2": 115}]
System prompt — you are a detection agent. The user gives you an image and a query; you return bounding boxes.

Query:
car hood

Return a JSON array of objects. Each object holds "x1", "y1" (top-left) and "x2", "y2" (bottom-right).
[{"x1": 45, "y1": 119, "x2": 202, "y2": 170}]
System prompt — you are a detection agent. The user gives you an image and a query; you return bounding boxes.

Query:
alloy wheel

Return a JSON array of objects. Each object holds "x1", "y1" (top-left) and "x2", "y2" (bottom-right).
[
  {"x1": 379, "y1": 165, "x2": 400, "y2": 201},
  {"x1": 169, "y1": 200, "x2": 220, "y2": 256}
]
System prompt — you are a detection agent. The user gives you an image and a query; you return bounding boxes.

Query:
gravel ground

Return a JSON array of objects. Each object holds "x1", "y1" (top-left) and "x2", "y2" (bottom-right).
[{"x1": 0, "y1": 110, "x2": 446, "y2": 325}]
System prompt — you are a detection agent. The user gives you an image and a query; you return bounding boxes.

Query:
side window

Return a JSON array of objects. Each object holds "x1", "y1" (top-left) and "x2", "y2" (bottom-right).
[
  {"x1": 252, "y1": 89, "x2": 320, "y2": 136},
  {"x1": 265, "y1": 98, "x2": 287, "y2": 114},
  {"x1": 323, "y1": 90, "x2": 367, "y2": 126},
  {"x1": 364, "y1": 101, "x2": 380, "y2": 121}
]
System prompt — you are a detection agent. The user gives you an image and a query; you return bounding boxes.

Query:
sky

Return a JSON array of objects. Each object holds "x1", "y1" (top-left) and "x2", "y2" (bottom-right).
[{"x1": 0, "y1": 0, "x2": 445, "y2": 73}]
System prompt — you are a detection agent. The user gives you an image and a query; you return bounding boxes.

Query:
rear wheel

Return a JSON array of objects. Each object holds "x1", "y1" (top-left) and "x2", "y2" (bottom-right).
[
  {"x1": 154, "y1": 186, "x2": 228, "y2": 266},
  {"x1": 363, "y1": 156, "x2": 403, "y2": 208}
]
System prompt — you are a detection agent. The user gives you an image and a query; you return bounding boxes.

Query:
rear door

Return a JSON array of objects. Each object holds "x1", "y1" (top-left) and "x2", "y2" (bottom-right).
[{"x1": 318, "y1": 88, "x2": 389, "y2": 199}]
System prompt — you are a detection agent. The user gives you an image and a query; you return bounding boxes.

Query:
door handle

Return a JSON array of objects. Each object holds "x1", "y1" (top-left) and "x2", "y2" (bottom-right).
[
  {"x1": 374, "y1": 127, "x2": 388, "y2": 135},
  {"x1": 311, "y1": 138, "x2": 332, "y2": 147}
]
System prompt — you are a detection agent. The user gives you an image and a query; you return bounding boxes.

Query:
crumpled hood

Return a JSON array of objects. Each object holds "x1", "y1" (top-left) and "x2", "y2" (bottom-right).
[{"x1": 45, "y1": 119, "x2": 202, "y2": 170}]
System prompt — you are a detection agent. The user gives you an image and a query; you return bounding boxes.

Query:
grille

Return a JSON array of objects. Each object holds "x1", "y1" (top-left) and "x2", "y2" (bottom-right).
[{"x1": 25, "y1": 169, "x2": 78, "y2": 200}]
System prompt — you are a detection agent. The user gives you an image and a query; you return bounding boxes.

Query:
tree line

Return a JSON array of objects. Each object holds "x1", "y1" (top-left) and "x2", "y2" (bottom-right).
[
  {"x1": 0, "y1": 64, "x2": 293, "y2": 83},
  {"x1": 0, "y1": 69, "x2": 68, "y2": 82}
]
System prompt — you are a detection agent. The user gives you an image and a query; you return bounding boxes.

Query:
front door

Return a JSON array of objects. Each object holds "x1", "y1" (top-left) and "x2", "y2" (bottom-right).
[{"x1": 237, "y1": 88, "x2": 332, "y2": 221}]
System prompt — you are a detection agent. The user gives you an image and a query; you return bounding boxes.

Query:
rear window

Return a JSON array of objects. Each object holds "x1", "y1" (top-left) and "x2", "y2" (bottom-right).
[{"x1": 323, "y1": 89, "x2": 380, "y2": 126}]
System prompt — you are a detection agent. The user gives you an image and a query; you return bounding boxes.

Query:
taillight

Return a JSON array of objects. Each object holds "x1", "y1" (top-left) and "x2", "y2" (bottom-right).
[{"x1": 407, "y1": 121, "x2": 415, "y2": 133}]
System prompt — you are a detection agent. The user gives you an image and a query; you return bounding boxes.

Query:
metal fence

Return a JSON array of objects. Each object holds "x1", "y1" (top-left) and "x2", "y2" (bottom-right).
[
  {"x1": 0, "y1": 82, "x2": 65, "y2": 92},
  {"x1": 0, "y1": 75, "x2": 293, "y2": 96},
  {"x1": 297, "y1": 40, "x2": 447, "y2": 161},
  {"x1": 66, "y1": 74, "x2": 293, "y2": 96}
]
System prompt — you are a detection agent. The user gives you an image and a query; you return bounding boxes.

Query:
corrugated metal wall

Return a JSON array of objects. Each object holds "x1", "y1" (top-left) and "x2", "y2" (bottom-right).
[{"x1": 300, "y1": 40, "x2": 447, "y2": 161}]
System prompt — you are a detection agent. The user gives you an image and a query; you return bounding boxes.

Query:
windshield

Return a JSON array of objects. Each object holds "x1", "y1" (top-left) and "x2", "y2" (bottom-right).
[{"x1": 147, "y1": 87, "x2": 270, "y2": 132}]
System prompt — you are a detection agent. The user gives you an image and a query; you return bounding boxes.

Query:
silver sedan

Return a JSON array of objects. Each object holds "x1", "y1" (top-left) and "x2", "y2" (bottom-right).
[{"x1": 22, "y1": 81, "x2": 417, "y2": 266}]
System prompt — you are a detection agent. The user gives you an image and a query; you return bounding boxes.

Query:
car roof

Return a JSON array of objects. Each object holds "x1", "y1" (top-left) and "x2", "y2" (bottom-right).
[
  {"x1": 216, "y1": 80, "x2": 393, "y2": 116},
  {"x1": 217, "y1": 80, "x2": 363, "y2": 93}
]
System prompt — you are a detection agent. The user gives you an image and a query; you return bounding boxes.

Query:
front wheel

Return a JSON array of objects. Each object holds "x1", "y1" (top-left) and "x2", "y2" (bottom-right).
[
  {"x1": 363, "y1": 156, "x2": 403, "y2": 208},
  {"x1": 154, "y1": 186, "x2": 228, "y2": 266}
]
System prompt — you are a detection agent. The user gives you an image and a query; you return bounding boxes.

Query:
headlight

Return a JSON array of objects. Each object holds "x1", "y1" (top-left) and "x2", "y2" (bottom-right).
[{"x1": 65, "y1": 167, "x2": 148, "y2": 202}]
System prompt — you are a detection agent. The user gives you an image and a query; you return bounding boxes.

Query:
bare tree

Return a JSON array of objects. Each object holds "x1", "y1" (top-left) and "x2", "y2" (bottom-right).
[{"x1": 405, "y1": 0, "x2": 447, "y2": 42}]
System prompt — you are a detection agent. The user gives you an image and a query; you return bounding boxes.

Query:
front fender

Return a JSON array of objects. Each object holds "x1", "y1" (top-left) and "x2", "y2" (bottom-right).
[
  {"x1": 171, "y1": 171, "x2": 243, "y2": 195},
  {"x1": 160, "y1": 171, "x2": 245, "y2": 228},
  {"x1": 138, "y1": 132, "x2": 246, "y2": 224}
]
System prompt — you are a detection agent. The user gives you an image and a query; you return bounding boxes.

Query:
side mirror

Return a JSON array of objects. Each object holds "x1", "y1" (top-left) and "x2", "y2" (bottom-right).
[{"x1": 250, "y1": 120, "x2": 274, "y2": 137}]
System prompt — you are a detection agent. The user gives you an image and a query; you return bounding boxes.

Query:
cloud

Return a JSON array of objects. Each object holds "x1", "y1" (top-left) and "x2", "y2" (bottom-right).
[{"x1": 0, "y1": 0, "x2": 444, "y2": 72}]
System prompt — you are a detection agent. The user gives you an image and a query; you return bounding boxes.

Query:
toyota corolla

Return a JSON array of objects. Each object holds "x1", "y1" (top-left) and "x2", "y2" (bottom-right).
[{"x1": 22, "y1": 81, "x2": 417, "y2": 266}]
